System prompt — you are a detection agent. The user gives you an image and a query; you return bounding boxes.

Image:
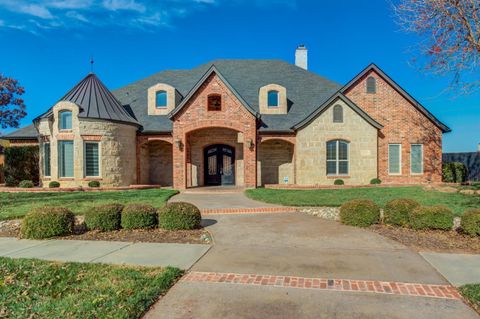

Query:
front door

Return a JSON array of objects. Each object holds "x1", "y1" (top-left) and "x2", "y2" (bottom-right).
[{"x1": 204, "y1": 144, "x2": 235, "y2": 186}]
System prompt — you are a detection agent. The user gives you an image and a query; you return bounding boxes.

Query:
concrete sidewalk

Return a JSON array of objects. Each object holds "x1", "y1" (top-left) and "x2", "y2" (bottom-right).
[
  {"x1": 421, "y1": 252, "x2": 480, "y2": 286},
  {"x1": 0, "y1": 237, "x2": 210, "y2": 269}
]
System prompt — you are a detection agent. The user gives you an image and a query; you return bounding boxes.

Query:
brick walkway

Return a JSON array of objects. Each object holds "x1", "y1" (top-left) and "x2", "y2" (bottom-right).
[
  {"x1": 201, "y1": 207, "x2": 297, "y2": 215},
  {"x1": 183, "y1": 271, "x2": 462, "y2": 300}
]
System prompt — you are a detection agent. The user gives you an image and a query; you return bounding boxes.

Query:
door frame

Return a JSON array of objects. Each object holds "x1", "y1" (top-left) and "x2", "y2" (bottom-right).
[{"x1": 203, "y1": 144, "x2": 235, "y2": 186}]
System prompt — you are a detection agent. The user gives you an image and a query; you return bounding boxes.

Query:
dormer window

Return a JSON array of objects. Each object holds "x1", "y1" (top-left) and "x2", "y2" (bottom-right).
[
  {"x1": 366, "y1": 76, "x2": 376, "y2": 94},
  {"x1": 59, "y1": 110, "x2": 72, "y2": 130},
  {"x1": 333, "y1": 104, "x2": 343, "y2": 123},
  {"x1": 156, "y1": 90, "x2": 167, "y2": 108},
  {"x1": 267, "y1": 90, "x2": 279, "y2": 108},
  {"x1": 208, "y1": 94, "x2": 222, "y2": 111}
]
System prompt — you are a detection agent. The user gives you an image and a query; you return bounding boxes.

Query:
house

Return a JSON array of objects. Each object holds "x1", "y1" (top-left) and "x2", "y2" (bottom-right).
[{"x1": 2, "y1": 46, "x2": 450, "y2": 189}]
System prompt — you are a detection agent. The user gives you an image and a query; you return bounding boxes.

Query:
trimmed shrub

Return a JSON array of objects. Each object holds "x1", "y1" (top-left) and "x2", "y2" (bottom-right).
[
  {"x1": 461, "y1": 208, "x2": 480, "y2": 236},
  {"x1": 334, "y1": 179, "x2": 344, "y2": 185},
  {"x1": 370, "y1": 178, "x2": 382, "y2": 185},
  {"x1": 18, "y1": 180, "x2": 34, "y2": 188},
  {"x1": 384, "y1": 198, "x2": 421, "y2": 227},
  {"x1": 21, "y1": 206, "x2": 75, "y2": 239},
  {"x1": 4, "y1": 146, "x2": 39, "y2": 186},
  {"x1": 85, "y1": 203, "x2": 123, "y2": 231},
  {"x1": 340, "y1": 199, "x2": 380, "y2": 227},
  {"x1": 442, "y1": 162, "x2": 467, "y2": 183},
  {"x1": 121, "y1": 203, "x2": 157, "y2": 229},
  {"x1": 408, "y1": 205, "x2": 454, "y2": 230},
  {"x1": 49, "y1": 181, "x2": 60, "y2": 188},
  {"x1": 88, "y1": 180, "x2": 100, "y2": 188},
  {"x1": 158, "y1": 202, "x2": 202, "y2": 230}
]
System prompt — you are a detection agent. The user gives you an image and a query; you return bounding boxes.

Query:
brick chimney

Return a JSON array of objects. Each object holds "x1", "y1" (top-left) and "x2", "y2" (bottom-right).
[{"x1": 295, "y1": 45, "x2": 308, "y2": 70}]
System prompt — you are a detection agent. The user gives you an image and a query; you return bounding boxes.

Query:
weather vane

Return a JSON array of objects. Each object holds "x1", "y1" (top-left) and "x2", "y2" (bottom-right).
[{"x1": 90, "y1": 56, "x2": 94, "y2": 73}]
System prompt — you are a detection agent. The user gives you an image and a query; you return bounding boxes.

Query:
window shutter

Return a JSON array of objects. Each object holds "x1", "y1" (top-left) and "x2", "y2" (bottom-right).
[
  {"x1": 44, "y1": 143, "x2": 51, "y2": 176},
  {"x1": 85, "y1": 143, "x2": 99, "y2": 176},
  {"x1": 411, "y1": 145, "x2": 423, "y2": 174},
  {"x1": 388, "y1": 144, "x2": 401, "y2": 174},
  {"x1": 59, "y1": 141, "x2": 74, "y2": 177}
]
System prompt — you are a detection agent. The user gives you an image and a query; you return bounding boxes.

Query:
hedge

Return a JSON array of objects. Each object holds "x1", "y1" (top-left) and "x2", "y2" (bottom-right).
[
  {"x1": 158, "y1": 202, "x2": 202, "y2": 230},
  {"x1": 85, "y1": 203, "x2": 123, "y2": 231},
  {"x1": 21, "y1": 206, "x2": 75, "y2": 239},
  {"x1": 461, "y1": 208, "x2": 480, "y2": 236},
  {"x1": 408, "y1": 205, "x2": 454, "y2": 230},
  {"x1": 383, "y1": 198, "x2": 420, "y2": 227},
  {"x1": 3, "y1": 146, "x2": 39, "y2": 186},
  {"x1": 339, "y1": 199, "x2": 380, "y2": 227},
  {"x1": 334, "y1": 179, "x2": 344, "y2": 185},
  {"x1": 370, "y1": 178, "x2": 381, "y2": 185},
  {"x1": 49, "y1": 181, "x2": 60, "y2": 188},
  {"x1": 88, "y1": 180, "x2": 100, "y2": 188},
  {"x1": 442, "y1": 162, "x2": 467, "y2": 183},
  {"x1": 18, "y1": 180, "x2": 34, "y2": 188},
  {"x1": 121, "y1": 203, "x2": 157, "y2": 229}
]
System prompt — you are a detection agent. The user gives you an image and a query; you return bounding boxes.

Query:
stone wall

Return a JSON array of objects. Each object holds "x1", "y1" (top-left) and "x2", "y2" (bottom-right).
[
  {"x1": 296, "y1": 98, "x2": 378, "y2": 185},
  {"x1": 148, "y1": 140, "x2": 173, "y2": 186},
  {"x1": 257, "y1": 139, "x2": 294, "y2": 185}
]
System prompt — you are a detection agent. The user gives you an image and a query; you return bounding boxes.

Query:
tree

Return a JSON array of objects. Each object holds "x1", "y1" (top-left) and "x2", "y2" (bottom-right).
[
  {"x1": 393, "y1": 0, "x2": 480, "y2": 94},
  {"x1": 0, "y1": 74, "x2": 27, "y2": 129}
]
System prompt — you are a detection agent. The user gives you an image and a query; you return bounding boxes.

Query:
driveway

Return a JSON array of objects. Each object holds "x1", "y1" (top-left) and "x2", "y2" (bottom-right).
[{"x1": 145, "y1": 213, "x2": 478, "y2": 318}]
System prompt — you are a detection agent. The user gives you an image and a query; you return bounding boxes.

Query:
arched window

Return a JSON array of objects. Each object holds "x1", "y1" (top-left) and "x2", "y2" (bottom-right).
[
  {"x1": 208, "y1": 94, "x2": 222, "y2": 111},
  {"x1": 333, "y1": 104, "x2": 343, "y2": 123},
  {"x1": 267, "y1": 90, "x2": 279, "y2": 108},
  {"x1": 326, "y1": 140, "x2": 349, "y2": 175},
  {"x1": 59, "y1": 110, "x2": 72, "y2": 130},
  {"x1": 156, "y1": 90, "x2": 167, "y2": 108},
  {"x1": 366, "y1": 76, "x2": 376, "y2": 94}
]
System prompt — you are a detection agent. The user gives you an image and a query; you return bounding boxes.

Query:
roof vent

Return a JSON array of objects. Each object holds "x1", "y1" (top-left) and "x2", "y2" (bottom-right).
[{"x1": 295, "y1": 44, "x2": 308, "y2": 70}]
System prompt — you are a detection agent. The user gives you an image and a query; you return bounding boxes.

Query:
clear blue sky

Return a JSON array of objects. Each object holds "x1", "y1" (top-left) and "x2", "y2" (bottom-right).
[{"x1": 0, "y1": 0, "x2": 478, "y2": 152}]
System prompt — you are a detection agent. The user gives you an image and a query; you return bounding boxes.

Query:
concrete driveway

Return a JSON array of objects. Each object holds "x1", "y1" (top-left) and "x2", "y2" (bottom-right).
[{"x1": 145, "y1": 213, "x2": 478, "y2": 318}]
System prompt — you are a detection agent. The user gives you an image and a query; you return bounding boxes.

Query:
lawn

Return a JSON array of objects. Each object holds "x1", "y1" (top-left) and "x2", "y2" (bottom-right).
[
  {"x1": 460, "y1": 284, "x2": 480, "y2": 314},
  {"x1": 0, "y1": 257, "x2": 182, "y2": 319},
  {"x1": 0, "y1": 189, "x2": 178, "y2": 220},
  {"x1": 245, "y1": 186, "x2": 480, "y2": 215}
]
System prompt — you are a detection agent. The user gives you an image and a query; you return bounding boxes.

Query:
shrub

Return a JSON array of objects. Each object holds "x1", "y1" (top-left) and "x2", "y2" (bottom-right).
[
  {"x1": 442, "y1": 162, "x2": 467, "y2": 183},
  {"x1": 18, "y1": 180, "x2": 34, "y2": 188},
  {"x1": 384, "y1": 198, "x2": 421, "y2": 227},
  {"x1": 461, "y1": 208, "x2": 480, "y2": 236},
  {"x1": 334, "y1": 179, "x2": 344, "y2": 185},
  {"x1": 49, "y1": 181, "x2": 60, "y2": 188},
  {"x1": 339, "y1": 199, "x2": 380, "y2": 227},
  {"x1": 4, "y1": 146, "x2": 39, "y2": 186},
  {"x1": 121, "y1": 203, "x2": 157, "y2": 229},
  {"x1": 21, "y1": 206, "x2": 75, "y2": 239},
  {"x1": 158, "y1": 202, "x2": 202, "y2": 230},
  {"x1": 408, "y1": 205, "x2": 454, "y2": 230},
  {"x1": 370, "y1": 178, "x2": 382, "y2": 185},
  {"x1": 85, "y1": 203, "x2": 123, "y2": 231},
  {"x1": 88, "y1": 180, "x2": 100, "y2": 188}
]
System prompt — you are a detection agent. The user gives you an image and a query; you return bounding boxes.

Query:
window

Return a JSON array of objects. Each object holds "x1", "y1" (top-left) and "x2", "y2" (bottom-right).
[
  {"x1": 326, "y1": 140, "x2": 349, "y2": 175},
  {"x1": 44, "y1": 142, "x2": 51, "y2": 177},
  {"x1": 366, "y1": 76, "x2": 376, "y2": 94},
  {"x1": 208, "y1": 94, "x2": 221, "y2": 111},
  {"x1": 388, "y1": 144, "x2": 402, "y2": 175},
  {"x1": 156, "y1": 90, "x2": 167, "y2": 108},
  {"x1": 85, "y1": 142, "x2": 100, "y2": 177},
  {"x1": 333, "y1": 104, "x2": 343, "y2": 123},
  {"x1": 267, "y1": 90, "x2": 279, "y2": 107},
  {"x1": 59, "y1": 111, "x2": 72, "y2": 130},
  {"x1": 411, "y1": 144, "x2": 423, "y2": 174},
  {"x1": 58, "y1": 141, "x2": 74, "y2": 177}
]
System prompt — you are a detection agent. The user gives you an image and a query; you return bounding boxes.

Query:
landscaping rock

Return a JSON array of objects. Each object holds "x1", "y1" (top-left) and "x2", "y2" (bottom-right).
[
  {"x1": 459, "y1": 190, "x2": 476, "y2": 195},
  {"x1": 300, "y1": 207, "x2": 340, "y2": 221},
  {"x1": 436, "y1": 186, "x2": 458, "y2": 193},
  {"x1": 453, "y1": 217, "x2": 462, "y2": 231}
]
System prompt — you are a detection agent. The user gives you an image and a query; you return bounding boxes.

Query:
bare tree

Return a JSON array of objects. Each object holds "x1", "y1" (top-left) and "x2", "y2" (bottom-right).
[{"x1": 393, "y1": 0, "x2": 480, "y2": 94}]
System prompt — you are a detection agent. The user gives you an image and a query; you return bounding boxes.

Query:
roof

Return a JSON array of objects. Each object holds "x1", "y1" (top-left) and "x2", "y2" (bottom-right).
[
  {"x1": 1, "y1": 124, "x2": 38, "y2": 140},
  {"x1": 341, "y1": 63, "x2": 451, "y2": 133},
  {"x1": 35, "y1": 73, "x2": 140, "y2": 127}
]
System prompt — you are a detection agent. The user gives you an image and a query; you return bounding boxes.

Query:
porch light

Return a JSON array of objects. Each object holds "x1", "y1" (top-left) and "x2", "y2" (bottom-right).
[
  {"x1": 175, "y1": 138, "x2": 183, "y2": 149},
  {"x1": 247, "y1": 138, "x2": 254, "y2": 149}
]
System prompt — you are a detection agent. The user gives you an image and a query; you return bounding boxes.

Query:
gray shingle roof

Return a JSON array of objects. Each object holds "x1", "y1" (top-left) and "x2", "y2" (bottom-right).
[{"x1": 1, "y1": 124, "x2": 38, "y2": 140}]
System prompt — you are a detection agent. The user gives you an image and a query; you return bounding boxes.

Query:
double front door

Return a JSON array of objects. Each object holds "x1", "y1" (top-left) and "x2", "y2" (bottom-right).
[{"x1": 204, "y1": 144, "x2": 235, "y2": 186}]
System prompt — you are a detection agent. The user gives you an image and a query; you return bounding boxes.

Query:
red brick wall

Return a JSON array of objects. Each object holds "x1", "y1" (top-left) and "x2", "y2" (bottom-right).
[
  {"x1": 172, "y1": 73, "x2": 257, "y2": 189},
  {"x1": 344, "y1": 70, "x2": 443, "y2": 183}
]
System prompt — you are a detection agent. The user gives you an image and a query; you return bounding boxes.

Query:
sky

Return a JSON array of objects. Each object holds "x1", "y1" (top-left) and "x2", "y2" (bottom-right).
[{"x1": 0, "y1": 0, "x2": 478, "y2": 152}]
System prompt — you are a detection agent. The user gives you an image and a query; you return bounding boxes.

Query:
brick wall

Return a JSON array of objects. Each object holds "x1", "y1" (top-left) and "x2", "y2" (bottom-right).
[{"x1": 344, "y1": 70, "x2": 443, "y2": 183}]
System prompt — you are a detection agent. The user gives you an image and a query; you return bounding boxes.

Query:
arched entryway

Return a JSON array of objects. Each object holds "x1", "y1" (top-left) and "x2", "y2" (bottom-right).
[
  {"x1": 257, "y1": 139, "x2": 294, "y2": 186},
  {"x1": 204, "y1": 144, "x2": 235, "y2": 186}
]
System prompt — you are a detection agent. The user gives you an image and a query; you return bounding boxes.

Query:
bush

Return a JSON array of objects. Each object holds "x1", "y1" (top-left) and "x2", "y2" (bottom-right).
[
  {"x1": 88, "y1": 180, "x2": 100, "y2": 188},
  {"x1": 3, "y1": 146, "x2": 39, "y2": 186},
  {"x1": 158, "y1": 202, "x2": 202, "y2": 230},
  {"x1": 408, "y1": 205, "x2": 454, "y2": 230},
  {"x1": 370, "y1": 178, "x2": 382, "y2": 185},
  {"x1": 442, "y1": 162, "x2": 467, "y2": 183},
  {"x1": 18, "y1": 180, "x2": 34, "y2": 188},
  {"x1": 334, "y1": 179, "x2": 344, "y2": 185},
  {"x1": 121, "y1": 203, "x2": 157, "y2": 229},
  {"x1": 85, "y1": 203, "x2": 123, "y2": 231},
  {"x1": 49, "y1": 181, "x2": 60, "y2": 188},
  {"x1": 461, "y1": 208, "x2": 480, "y2": 236},
  {"x1": 384, "y1": 198, "x2": 421, "y2": 227},
  {"x1": 21, "y1": 206, "x2": 75, "y2": 239},
  {"x1": 339, "y1": 199, "x2": 380, "y2": 227}
]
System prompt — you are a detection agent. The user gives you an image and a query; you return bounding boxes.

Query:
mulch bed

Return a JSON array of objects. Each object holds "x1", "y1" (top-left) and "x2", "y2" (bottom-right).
[{"x1": 370, "y1": 224, "x2": 480, "y2": 254}]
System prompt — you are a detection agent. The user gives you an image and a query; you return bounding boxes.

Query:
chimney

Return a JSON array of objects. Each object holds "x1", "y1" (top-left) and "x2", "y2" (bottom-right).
[
  {"x1": 477, "y1": 143, "x2": 480, "y2": 152},
  {"x1": 295, "y1": 44, "x2": 308, "y2": 70}
]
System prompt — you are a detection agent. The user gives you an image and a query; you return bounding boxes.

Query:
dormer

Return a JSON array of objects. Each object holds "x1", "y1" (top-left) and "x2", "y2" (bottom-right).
[
  {"x1": 259, "y1": 84, "x2": 287, "y2": 115},
  {"x1": 148, "y1": 83, "x2": 178, "y2": 115}
]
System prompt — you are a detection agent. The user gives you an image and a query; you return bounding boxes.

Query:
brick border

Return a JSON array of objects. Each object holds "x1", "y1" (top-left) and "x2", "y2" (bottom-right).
[
  {"x1": 183, "y1": 271, "x2": 462, "y2": 300},
  {"x1": 201, "y1": 207, "x2": 298, "y2": 215}
]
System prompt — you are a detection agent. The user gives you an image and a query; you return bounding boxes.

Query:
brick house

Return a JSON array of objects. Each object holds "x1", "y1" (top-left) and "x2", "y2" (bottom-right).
[{"x1": 2, "y1": 46, "x2": 450, "y2": 189}]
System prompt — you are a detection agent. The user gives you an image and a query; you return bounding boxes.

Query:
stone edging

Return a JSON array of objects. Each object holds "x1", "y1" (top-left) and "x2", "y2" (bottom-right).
[
  {"x1": 0, "y1": 185, "x2": 163, "y2": 193},
  {"x1": 201, "y1": 207, "x2": 298, "y2": 215}
]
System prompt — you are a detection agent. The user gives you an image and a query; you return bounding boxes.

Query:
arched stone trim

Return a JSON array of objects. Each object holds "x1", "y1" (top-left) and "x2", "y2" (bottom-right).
[
  {"x1": 147, "y1": 83, "x2": 177, "y2": 115},
  {"x1": 258, "y1": 135, "x2": 296, "y2": 145},
  {"x1": 259, "y1": 84, "x2": 287, "y2": 114}
]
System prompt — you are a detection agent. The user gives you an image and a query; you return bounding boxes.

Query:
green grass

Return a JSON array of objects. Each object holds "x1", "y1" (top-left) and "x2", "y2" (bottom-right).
[
  {"x1": 0, "y1": 257, "x2": 182, "y2": 319},
  {"x1": 0, "y1": 189, "x2": 178, "y2": 220},
  {"x1": 245, "y1": 186, "x2": 480, "y2": 215},
  {"x1": 460, "y1": 284, "x2": 480, "y2": 313}
]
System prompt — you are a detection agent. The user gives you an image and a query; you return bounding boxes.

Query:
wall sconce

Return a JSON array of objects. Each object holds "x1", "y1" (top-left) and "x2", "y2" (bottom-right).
[
  {"x1": 246, "y1": 138, "x2": 254, "y2": 149},
  {"x1": 175, "y1": 138, "x2": 183, "y2": 149}
]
